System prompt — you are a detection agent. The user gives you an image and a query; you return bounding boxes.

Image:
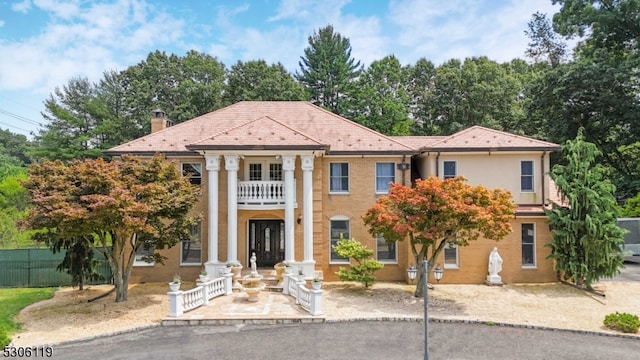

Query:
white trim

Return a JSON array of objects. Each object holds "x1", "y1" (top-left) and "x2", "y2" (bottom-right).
[
  {"x1": 443, "y1": 242, "x2": 459, "y2": 269},
  {"x1": 329, "y1": 216, "x2": 350, "y2": 264},
  {"x1": 376, "y1": 234, "x2": 398, "y2": 264},
  {"x1": 329, "y1": 162, "x2": 350, "y2": 194},
  {"x1": 520, "y1": 160, "x2": 535, "y2": 193},
  {"x1": 521, "y1": 222, "x2": 537, "y2": 268},
  {"x1": 375, "y1": 162, "x2": 396, "y2": 194}
]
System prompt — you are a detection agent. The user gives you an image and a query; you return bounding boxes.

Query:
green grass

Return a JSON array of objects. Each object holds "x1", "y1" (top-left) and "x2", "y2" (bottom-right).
[{"x1": 0, "y1": 288, "x2": 55, "y2": 336}]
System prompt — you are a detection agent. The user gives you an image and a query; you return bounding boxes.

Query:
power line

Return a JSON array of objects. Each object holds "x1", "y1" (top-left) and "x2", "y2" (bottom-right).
[
  {"x1": 0, "y1": 107, "x2": 41, "y2": 126},
  {"x1": 0, "y1": 120, "x2": 31, "y2": 133}
]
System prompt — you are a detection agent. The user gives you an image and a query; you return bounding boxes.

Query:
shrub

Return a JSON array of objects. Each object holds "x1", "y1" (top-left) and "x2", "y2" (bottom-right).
[
  {"x1": 0, "y1": 326, "x2": 10, "y2": 347},
  {"x1": 333, "y1": 237, "x2": 383, "y2": 288},
  {"x1": 603, "y1": 312, "x2": 640, "y2": 333}
]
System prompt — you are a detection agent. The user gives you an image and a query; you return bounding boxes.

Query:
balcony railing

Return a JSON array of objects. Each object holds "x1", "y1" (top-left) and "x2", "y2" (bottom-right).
[{"x1": 237, "y1": 180, "x2": 296, "y2": 209}]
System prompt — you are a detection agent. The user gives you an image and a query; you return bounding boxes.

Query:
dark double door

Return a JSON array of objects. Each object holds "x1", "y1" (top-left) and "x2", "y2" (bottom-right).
[{"x1": 249, "y1": 220, "x2": 285, "y2": 267}]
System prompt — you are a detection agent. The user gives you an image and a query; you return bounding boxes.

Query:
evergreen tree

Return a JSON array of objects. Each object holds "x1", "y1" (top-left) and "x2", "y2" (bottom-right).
[
  {"x1": 546, "y1": 129, "x2": 625, "y2": 289},
  {"x1": 296, "y1": 25, "x2": 362, "y2": 115}
]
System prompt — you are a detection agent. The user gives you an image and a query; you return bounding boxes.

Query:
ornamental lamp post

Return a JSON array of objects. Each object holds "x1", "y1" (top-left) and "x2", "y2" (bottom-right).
[{"x1": 407, "y1": 260, "x2": 444, "y2": 360}]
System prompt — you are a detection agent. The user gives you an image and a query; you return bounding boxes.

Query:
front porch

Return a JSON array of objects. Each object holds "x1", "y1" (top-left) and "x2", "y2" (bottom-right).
[{"x1": 164, "y1": 270, "x2": 325, "y2": 325}]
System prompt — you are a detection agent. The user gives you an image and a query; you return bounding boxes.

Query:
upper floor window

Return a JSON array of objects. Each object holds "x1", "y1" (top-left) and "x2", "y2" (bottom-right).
[
  {"x1": 330, "y1": 217, "x2": 350, "y2": 263},
  {"x1": 181, "y1": 221, "x2": 202, "y2": 265},
  {"x1": 521, "y1": 160, "x2": 534, "y2": 192},
  {"x1": 376, "y1": 163, "x2": 395, "y2": 193},
  {"x1": 246, "y1": 159, "x2": 282, "y2": 181},
  {"x1": 376, "y1": 234, "x2": 397, "y2": 263},
  {"x1": 182, "y1": 163, "x2": 202, "y2": 185},
  {"x1": 330, "y1": 163, "x2": 349, "y2": 193},
  {"x1": 443, "y1": 160, "x2": 457, "y2": 179},
  {"x1": 522, "y1": 223, "x2": 536, "y2": 267}
]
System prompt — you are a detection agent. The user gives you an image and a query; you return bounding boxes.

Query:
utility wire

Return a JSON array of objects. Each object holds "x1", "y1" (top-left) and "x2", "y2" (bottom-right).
[
  {"x1": 0, "y1": 107, "x2": 41, "y2": 126},
  {"x1": 0, "y1": 120, "x2": 30, "y2": 133}
]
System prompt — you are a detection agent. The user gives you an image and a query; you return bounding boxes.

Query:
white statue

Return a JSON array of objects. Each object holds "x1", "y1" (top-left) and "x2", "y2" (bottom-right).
[
  {"x1": 250, "y1": 252, "x2": 257, "y2": 274},
  {"x1": 486, "y1": 247, "x2": 503, "y2": 285},
  {"x1": 488, "y1": 247, "x2": 503, "y2": 275}
]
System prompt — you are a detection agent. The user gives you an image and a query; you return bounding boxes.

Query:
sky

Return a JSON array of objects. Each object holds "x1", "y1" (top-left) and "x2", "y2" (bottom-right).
[{"x1": 0, "y1": 0, "x2": 564, "y2": 139}]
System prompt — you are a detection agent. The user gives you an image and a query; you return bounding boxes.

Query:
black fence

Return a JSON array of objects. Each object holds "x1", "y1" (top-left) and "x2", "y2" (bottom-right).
[{"x1": 0, "y1": 248, "x2": 112, "y2": 288}]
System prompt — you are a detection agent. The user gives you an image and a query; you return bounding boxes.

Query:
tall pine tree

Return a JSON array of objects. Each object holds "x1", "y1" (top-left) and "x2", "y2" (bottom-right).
[
  {"x1": 296, "y1": 25, "x2": 362, "y2": 115},
  {"x1": 546, "y1": 128, "x2": 625, "y2": 289}
]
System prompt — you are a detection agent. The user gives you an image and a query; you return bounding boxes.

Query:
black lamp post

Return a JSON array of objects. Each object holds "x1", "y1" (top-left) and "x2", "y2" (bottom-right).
[{"x1": 407, "y1": 261, "x2": 444, "y2": 360}]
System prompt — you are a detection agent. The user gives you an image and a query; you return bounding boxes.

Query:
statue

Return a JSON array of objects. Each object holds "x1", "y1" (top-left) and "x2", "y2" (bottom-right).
[
  {"x1": 486, "y1": 247, "x2": 503, "y2": 285},
  {"x1": 250, "y1": 252, "x2": 257, "y2": 274}
]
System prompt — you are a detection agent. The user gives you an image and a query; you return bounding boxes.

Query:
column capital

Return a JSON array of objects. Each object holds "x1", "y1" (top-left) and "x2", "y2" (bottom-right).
[
  {"x1": 205, "y1": 154, "x2": 220, "y2": 171},
  {"x1": 282, "y1": 154, "x2": 296, "y2": 171},
  {"x1": 224, "y1": 155, "x2": 240, "y2": 171},
  {"x1": 300, "y1": 154, "x2": 314, "y2": 171}
]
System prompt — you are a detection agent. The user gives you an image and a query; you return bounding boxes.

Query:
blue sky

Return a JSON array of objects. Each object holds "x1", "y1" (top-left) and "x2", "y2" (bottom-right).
[{"x1": 0, "y1": 0, "x2": 563, "y2": 138}]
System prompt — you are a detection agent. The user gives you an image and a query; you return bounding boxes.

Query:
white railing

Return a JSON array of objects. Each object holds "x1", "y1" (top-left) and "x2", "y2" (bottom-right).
[
  {"x1": 168, "y1": 273, "x2": 233, "y2": 317},
  {"x1": 237, "y1": 180, "x2": 296, "y2": 207},
  {"x1": 282, "y1": 273, "x2": 323, "y2": 316}
]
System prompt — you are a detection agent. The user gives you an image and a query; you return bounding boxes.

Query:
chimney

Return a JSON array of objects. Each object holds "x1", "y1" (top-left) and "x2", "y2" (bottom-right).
[{"x1": 150, "y1": 109, "x2": 167, "y2": 134}]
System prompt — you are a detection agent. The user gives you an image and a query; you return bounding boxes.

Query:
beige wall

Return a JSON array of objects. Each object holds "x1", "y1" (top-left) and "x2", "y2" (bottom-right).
[
  {"x1": 415, "y1": 151, "x2": 551, "y2": 205},
  {"x1": 130, "y1": 153, "x2": 557, "y2": 285}
]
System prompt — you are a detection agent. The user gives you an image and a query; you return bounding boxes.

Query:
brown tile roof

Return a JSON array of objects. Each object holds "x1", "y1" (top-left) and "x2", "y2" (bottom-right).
[
  {"x1": 390, "y1": 136, "x2": 445, "y2": 150},
  {"x1": 106, "y1": 101, "x2": 414, "y2": 155},
  {"x1": 424, "y1": 126, "x2": 561, "y2": 152}
]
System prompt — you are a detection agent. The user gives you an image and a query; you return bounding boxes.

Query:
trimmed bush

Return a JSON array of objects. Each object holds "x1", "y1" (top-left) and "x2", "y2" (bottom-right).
[
  {"x1": 333, "y1": 237, "x2": 383, "y2": 288},
  {"x1": 603, "y1": 312, "x2": 640, "y2": 333}
]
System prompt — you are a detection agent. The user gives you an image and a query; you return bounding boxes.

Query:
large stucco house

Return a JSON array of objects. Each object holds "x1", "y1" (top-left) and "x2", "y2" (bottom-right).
[{"x1": 105, "y1": 101, "x2": 561, "y2": 284}]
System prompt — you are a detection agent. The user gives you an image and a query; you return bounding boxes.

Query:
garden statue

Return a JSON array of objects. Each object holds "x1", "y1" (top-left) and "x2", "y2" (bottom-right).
[{"x1": 486, "y1": 247, "x2": 503, "y2": 285}]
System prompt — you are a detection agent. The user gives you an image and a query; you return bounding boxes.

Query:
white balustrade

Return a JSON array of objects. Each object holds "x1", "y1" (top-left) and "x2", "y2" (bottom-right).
[
  {"x1": 168, "y1": 274, "x2": 233, "y2": 317},
  {"x1": 236, "y1": 180, "x2": 296, "y2": 208}
]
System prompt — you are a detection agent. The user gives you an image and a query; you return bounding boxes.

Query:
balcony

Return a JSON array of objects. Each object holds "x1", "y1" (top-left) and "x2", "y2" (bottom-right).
[{"x1": 237, "y1": 180, "x2": 297, "y2": 210}]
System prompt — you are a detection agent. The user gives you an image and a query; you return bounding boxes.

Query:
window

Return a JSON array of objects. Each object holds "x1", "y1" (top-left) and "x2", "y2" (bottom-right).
[
  {"x1": 443, "y1": 161, "x2": 456, "y2": 179},
  {"x1": 521, "y1": 160, "x2": 534, "y2": 192},
  {"x1": 133, "y1": 233, "x2": 154, "y2": 267},
  {"x1": 245, "y1": 159, "x2": 282, "y2": 181},
  {"x1": 376, "y1": 163, "x2": 395, "y2": 193},
  {"x1": 330, "y1": 218, "x2": 350, "y2": 263},
  {"x1": 443, "y1": 243, "x2": 459, "y2": 269},
  {"x1": 522, "y1": 223, "x2": 536, "y2": 267},
  {"x1": 180, "y1": 221, "x2": 202, "y2": 265},
  {"x1": 330, "y1": 163, "x2": 349, "y2": 193},
  {"x1": 376, "y1": 234, "x2": 397, "y2": 262},
  {"x1": 181, "y1": 221, "x2": 202, "y2": 264},
  {"x1": 182, "y1": 163, "x2": 202, "y2": 185}
]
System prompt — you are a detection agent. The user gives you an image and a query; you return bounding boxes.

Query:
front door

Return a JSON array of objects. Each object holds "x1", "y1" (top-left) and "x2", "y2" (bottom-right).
[{"x1": 249, "y1": 220, "x2": 285, "y2": 267}]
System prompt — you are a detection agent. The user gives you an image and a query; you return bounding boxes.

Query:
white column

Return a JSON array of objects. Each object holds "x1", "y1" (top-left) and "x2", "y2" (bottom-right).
[
  {"x1": 301, "y1": 155, "x2": 314, "y2": 263},
  {"x1": 204, "y1": 155, "x2": 221, "y2": 274},
  {"x1": 225, "y1": 155, "x2": 240, "y2": 264},
  {"x1": 282, "y1": 155, "x2": 296, "y2": 263}
]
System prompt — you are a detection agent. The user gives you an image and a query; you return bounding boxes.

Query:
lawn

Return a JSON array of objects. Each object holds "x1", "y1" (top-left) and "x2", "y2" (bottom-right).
[{"x1": 0, "y1": 288, "x2": 55, "y2": 345}]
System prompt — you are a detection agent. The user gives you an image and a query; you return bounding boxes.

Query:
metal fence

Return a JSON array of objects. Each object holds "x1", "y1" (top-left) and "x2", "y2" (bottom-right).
[{"x1": 0, "y1": 248, "x2": 113, "y2": 288}]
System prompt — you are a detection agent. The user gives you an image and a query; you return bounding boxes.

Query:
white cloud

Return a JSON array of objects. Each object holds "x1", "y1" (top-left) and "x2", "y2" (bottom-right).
[
  {"x1": 0, "y1": 0, "x2": 185, "y2": 94},
  {"x1": 11, "y1": 0, "x2": 32, "y2": 13}
]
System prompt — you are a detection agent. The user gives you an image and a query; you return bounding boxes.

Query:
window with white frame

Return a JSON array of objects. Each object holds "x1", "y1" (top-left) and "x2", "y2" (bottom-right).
[
  {"x1": 443, "y1": 160, "x2": 457, "y2": 179},
  {"x1": 181, "y1": 221, "x2": 202, "y2": 264},
  {"x1": 443, "y1": 243, "x2": 459, "y2": 269},
  {"x1": 329, "y1": 163, "x2": 349, "y2": 193},
  {"x1": 133, "y1": 233, "x2": 154, "y2": 266},
  {"x1": 522, "y1": 223, "x2": 536, "y2": 267},
  {"x1": 330, "y1": 217, "x2": 350, "y2": 263},
  {"x1": 246, "y1": 159, "x2": 282, "y2": 181},
  {"x1": 376, "y1": 234, "x2": 397, "y2": 262},
  {"x1": 521, "y1": 160, "x2": 534, "y2": 192},
  {"x1": 376, "y1": 162, "x2": 396, "y2": 193},
  {"x1": 182, "y1": 163, "x2": 202, "y2": 185}
]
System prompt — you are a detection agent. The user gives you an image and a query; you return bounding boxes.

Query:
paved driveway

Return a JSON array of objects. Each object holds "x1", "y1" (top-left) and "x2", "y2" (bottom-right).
[
  {"x1": 603, "y1": 261, "x2": 640, "y2": 282},
  {"x1": 50, "y1": 321, "x2": 640, "y2": 360}
]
